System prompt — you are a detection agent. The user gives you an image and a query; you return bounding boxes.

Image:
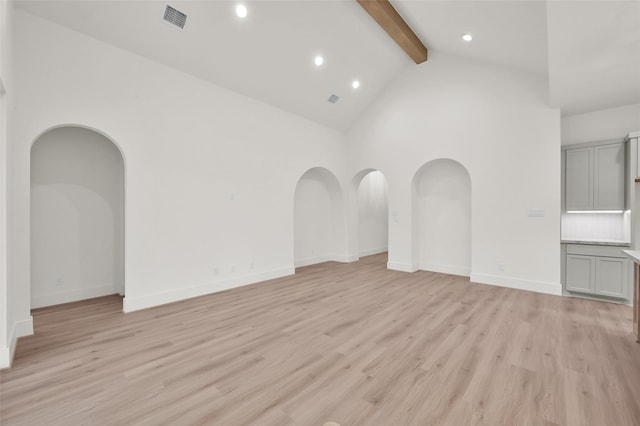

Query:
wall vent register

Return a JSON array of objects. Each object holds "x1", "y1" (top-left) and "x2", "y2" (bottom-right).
[
  {"x1": 328, "y1": 94, "x2": 340, "y2": 104},
  {"x1": 163, "y1": 5, "x2": 187, "y2": 29}
]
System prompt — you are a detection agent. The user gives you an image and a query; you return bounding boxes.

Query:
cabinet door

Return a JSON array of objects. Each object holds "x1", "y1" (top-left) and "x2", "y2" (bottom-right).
[
  {"x1": 594, "y1": 143, "x2": 625, "y2": 210},
  {"x1": 565, "y1": 148, "x2": 593, "y2": 211},
  {"x1": 595, "y1": 257, "x2": 628, "y2": 299},
  {"x1": 566, "y1": 255, "x2": 595, "y2": 294}
]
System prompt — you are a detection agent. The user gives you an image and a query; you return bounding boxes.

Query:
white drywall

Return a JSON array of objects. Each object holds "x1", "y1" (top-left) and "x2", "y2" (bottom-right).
[
  {"x1": 561, "y1": 104, "x2": 640, "y2": 145},
  {"x1": 347, "y1": 51, "x2": 562, "y2": 294},
  {"x1": 30, "y1": 127, "x2": 124, "y2": 308},
  {"x1": 294, "y1": 168, "x2": 345, "y2": 267},
  {"x1": 1, "y1": 0, "x2": 33, "y2": 370},
  {"x1": 0, "y1": 0, "x2": 11, "y2": 369},
  {"x1": 357, "y1": 171, "x2": 388, "y2": 256},
  {"x1": 9, "y1": 11, "x2": 347, "y2": 316},
  {"x1": 414, "y1": 159, "x2": 471, "y2": 276}
]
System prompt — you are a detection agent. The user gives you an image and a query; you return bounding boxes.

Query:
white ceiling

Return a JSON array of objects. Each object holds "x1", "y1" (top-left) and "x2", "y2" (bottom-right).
[
  {"x1": 546, "y1": 0, "x2": 640, "y2": 116},
  {"x1": 15, "y1": 0, "x2": 640, "y2": 129}
]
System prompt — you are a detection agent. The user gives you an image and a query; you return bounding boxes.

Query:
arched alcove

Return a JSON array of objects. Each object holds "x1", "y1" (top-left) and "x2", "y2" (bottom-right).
[
  {"x1": 30, "y1": 126, "x2": 125, "y2": 308},
  {"x1": 294, "y1": 167, "x2": 344, "y2": 268},
  {"x1": 350, "y1": 169, "x2": 389, "y2": 258},
  {"x1": 412, "y1": 159, "x2": 471, "y2": 276}
]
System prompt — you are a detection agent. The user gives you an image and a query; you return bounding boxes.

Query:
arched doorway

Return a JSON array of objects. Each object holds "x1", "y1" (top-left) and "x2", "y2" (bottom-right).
[
  {"x1": 293, "y1": 167, "x2": 344, "y2": 268},
  {"x1": 30, "y1": 126, "x2": 125, "y2": 308},
  {"x1": 351, "y1": 169, "x2": 389, "y2": 259},
  {"x1": 412, "y1": 159, "x2": 471, "y2": 276}
]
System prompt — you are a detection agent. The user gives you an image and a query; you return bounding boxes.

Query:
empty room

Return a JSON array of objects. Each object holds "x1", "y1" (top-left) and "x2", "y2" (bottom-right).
[{"x1": 1, "y1": 0, "x2": 640, "y2": 424}]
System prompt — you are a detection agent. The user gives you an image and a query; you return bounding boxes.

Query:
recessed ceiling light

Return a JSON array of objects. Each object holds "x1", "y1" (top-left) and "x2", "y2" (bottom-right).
[
  {"x1": 314, "y1": 55, "x2": 324, "y2": 66},
  {"x1": 236, "y1": 4, "x2": 247, "y2": 18},
  {"x1": 462, "y1": 34, "x2": 473, "y2": 42},
  {"x1": 352, "y1": 80, "x2": 360, "y2": 89}
]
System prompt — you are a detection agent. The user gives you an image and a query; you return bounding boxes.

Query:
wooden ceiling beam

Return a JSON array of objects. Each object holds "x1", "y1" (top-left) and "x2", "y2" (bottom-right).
[{"x1": 356, "y1": 0, "x2": 428, "y2": 64}]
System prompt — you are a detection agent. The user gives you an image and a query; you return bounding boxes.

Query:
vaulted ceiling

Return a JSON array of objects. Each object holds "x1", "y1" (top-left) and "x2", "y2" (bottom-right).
[{"x1": 16, "y1": 0, "x2": 640, "y2": 130}]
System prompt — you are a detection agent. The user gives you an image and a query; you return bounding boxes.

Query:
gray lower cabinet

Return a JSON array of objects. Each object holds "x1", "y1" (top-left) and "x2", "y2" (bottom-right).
[
  {"x1": 595, "y1": 257, "x2": 628, "y2": 298},
  {"x1": 566, "y1": 254, "x2": 595, "y2": 293},
  {"x1": 564, "y1": 244, "x2": 630, "y2": 300}
]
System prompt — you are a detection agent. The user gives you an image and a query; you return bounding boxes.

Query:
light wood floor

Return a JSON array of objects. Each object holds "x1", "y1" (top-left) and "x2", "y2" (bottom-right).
[{"x1": 1, "y1": 253, "x2": 639, "y2": 425}]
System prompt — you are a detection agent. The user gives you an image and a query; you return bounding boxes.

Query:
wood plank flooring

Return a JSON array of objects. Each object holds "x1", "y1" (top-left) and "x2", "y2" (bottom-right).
[{"x1": 1, "y1": 253, "x2": 639, "y2": 425}]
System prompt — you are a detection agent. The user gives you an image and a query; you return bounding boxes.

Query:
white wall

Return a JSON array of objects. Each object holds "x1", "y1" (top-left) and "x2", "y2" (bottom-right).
[
  {"x1": 561, "y1": 104, "x2": 640, "y2": 145},
  {"x1": 0, "y1": 0, "x2": 11, "y2": 369},
  {"x1": 1, "y1": 0, "x2": 32, "y2": 370},
  {"x1": 357, "y1": 171, "x2": 388, "y2": 256},
  {"x1": 414, "y1": 159, "x2": 471, "y2": 276},
  {"x1": 294, "y1": 168, "x2": 345, "y2": 267},
  {"x1": 30, "y1": 127, "x2": 124, "y2": 308},
  {"x1": 347, "y1": 51, "x2": 562, "y2": 294},
  {"x1": 9, "y1": 11, "x2": 347, "y2": 317}
]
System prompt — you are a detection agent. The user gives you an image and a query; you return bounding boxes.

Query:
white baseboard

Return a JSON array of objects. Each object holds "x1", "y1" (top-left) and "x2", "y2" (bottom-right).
[
  {"x1": 1, "y1": 316, "x2": 34, "y2": 369},
  {"x1": 419, "y1": 262, "x2": 471, "y2": 277},
  {"x1": 31, "y1": 284, "x2": 117, "y2": 309},
  {"x1": 295, "y1": 254, "x2": 358, "y2": 267},
  {"x1": 470, "y1": 273, "x2": 562, "y2": 296},
  {"x1": 359, "y1": 247, "x2": 388, "y2": 257},
  {"x1": 387, "y1": 261, "x2": 418, "y2": 273},
  {"x1": 332, "y1": 254, "x2": 359, "y2": 263},
  {"x1": 123, "y1": 267, "x2": 294, "y2": 313},
  {"x1": 295, "y1": 255, "x2": 332, "y2": 268}
]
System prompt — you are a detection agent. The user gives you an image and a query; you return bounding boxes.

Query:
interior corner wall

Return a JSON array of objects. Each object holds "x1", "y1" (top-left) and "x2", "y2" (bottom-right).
[
  {"x1": 30, "y1": 127, "x2": 124, "y2": 308},
  {"x1": 0, "y1": 0, "x2": 32, "y2": 370},
  {"x1": 346, "y1": 51, "x2": 562, "y2": 294},
  {"x1": 561, "y1": 104, "x2": 640, "y2": 145},
  {"x1": 0, "y1": 0, "x2": 12, "y2": 368},
  {"x1": 10, "y1": 10, "x2": 347, "y2": 315}
]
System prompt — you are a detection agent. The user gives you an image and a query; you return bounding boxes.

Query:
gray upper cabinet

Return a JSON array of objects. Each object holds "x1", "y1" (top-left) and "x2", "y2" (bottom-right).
[
  {"x1": 594, "y1": 144, "x2": 625, "y2": 210},
  {"x1": 564, "y1": 142, "x2": 625, "y2": 211},
  {"x1": 565, "y1": 148, "x2": 593, "y2": 210}
]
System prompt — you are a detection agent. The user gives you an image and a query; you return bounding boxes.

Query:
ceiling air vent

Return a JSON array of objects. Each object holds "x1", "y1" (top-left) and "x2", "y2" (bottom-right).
[
  {"x1": 164, "y1": 5, "x2": 187, "y2": 29},
  {"x1": 328, "y1": 94, "x2": 340, "y2": 104}
]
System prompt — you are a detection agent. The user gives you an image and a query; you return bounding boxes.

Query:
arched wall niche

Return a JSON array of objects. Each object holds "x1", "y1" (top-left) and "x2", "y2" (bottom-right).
[
  {"x1": 293, "y1": 167, "x2": 345, "y2": 268},
  {"x1": 412, "y1": 158, "x2": 472, "y2": 276},
  {"x1": 30, "y1": 125, "x2": 126, "y2": 308}
]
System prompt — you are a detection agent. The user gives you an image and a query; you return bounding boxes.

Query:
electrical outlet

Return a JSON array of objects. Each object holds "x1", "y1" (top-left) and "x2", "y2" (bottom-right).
[
  {"x1": 231, "y1": 265, "x2": 236, "y2": 273},
  {"x1": 498, "y1": 263, "x2": 505, "y2": 272},
  {"x1": 56, "y1": 276, "x2": 63, "y2": 286},
  {"x1": 213, "y1": 267, "x2": 219, "y2": 276},
  {"x1": 250, "y1": 262, "x2": 254, "y2": 270}
]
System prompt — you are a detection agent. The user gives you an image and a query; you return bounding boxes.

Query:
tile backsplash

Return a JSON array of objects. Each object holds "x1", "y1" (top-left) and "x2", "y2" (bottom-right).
[{"x1": 561, "y1": 211, "x2": 631, "y2": 242}]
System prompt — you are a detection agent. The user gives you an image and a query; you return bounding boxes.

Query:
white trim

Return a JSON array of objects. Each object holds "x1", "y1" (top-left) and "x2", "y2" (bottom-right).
[
  {"x1": 332, "y1": 254, "x2": 359, "y2": 263},
  {"x1": 470, "y1": 273, "x2": 562, "y2": 296},
  {"x1": 419, "y1": 263, "x2": 471, "y2": 277},
  {"x1": 387, "y1": 261, "x2": 418, "y2": 273},
  {"x1": 295, "y1": 254, "x2": 358, "y2": 267},
  {"x1": 295, "y1": 255, "x2": 332, "y2": 268},
  {"x1": 359, "y1": 247, "x2": 388, "y2": 257},
  {"x1": 1, "y1": 317, "x2": 34, "y2": 369},
  {"x1": 31, "y1": 284, "x2": 118, "y2": 309},
  {"x1": 123, "y1": 266, "x2": 294, "y2": 313}
]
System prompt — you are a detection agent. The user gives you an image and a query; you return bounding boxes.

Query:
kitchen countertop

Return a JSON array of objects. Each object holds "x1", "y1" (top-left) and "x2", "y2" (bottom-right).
[
  {"x1": 561, "y1": 239, "x2": 631, "y2": 247},
  {"x1": 623, "y1": 250, "x2": 640, "y2": 263}
]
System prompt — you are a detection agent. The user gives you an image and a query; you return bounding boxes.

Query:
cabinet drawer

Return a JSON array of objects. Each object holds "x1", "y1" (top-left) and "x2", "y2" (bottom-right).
[{"x1": 565, "y1": 244, "x2": 627, "y2": 258}]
